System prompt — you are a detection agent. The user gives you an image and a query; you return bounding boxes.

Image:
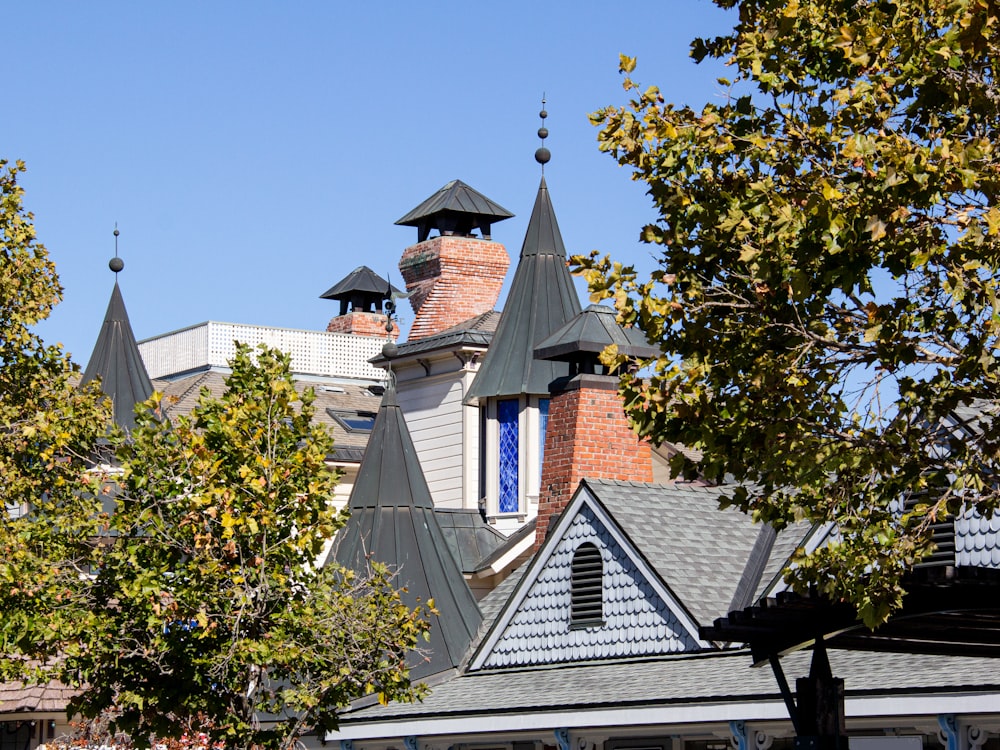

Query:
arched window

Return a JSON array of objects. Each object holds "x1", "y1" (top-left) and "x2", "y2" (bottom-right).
[{"x1": 570, "y1": 542, "x2": 604, "y2": 627}]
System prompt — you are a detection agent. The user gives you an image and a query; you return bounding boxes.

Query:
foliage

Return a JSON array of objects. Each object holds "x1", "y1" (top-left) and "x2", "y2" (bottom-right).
[
  {"x1": 64, "y1": 345, "x2": 429, "y2": 750},
  {"x1": 579, "y1": 0, "x2": 1000, "y2": 626},
  {"x1": 0, "y1": 158, "x2": 110, "y2": 675}
]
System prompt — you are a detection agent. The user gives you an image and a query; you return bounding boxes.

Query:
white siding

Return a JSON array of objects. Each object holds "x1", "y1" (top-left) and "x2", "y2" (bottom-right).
[{"x1": 399, "y1": 376, "x2": 466, "y2": 508}]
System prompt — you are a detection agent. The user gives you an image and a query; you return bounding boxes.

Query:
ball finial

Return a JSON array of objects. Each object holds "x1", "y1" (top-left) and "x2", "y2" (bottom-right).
[
  {"x1": 535, "y1": 147, "x2": 551, "y2": 165},
  {"x1": 382, "y1": 341, "x2": 399, "y2": 359},
  {"x1": 109, "y1": 256, "x2": 124, "y2": 273}
]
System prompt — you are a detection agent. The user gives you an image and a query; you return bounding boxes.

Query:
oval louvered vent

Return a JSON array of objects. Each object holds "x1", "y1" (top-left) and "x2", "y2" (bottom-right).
[{"x1": 571, "y1": 543, "x2": 605, "y2": 628}]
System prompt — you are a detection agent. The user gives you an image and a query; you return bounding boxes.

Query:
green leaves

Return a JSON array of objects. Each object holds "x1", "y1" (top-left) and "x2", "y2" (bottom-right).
[{"x1": 584, "y1": 0, "x2": 1000, "y2": 628}]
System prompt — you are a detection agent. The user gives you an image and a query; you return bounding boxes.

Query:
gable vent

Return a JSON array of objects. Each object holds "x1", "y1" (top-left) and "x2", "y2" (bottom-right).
[{"x1": 570, "y1": 542, "x2": 604, "y2": 628}]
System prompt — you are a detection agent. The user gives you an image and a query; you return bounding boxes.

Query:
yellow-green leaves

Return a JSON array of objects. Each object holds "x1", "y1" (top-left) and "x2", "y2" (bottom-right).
[{"x1": 584, "y1": 0, "x2": 1000, "y2": 629}]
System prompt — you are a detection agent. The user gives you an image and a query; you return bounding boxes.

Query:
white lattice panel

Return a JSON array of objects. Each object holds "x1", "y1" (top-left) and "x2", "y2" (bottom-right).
[{"x1": 139, "y1": 322, "x2": 386, "y2": 381}]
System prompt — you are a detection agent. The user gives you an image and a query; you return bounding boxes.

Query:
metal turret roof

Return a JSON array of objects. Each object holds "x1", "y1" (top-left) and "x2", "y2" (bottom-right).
[
  {"x1": 465, "y1": 177, "x2": 581, "y2": 402},
  {"x1": 534, "y1": 304, "x2": 661, "y2": 363},
  {"x1": 329, "y1": 380, "x2": 482, "y2": 679},
  {"x1": 319, "y1": 266, "x2": 402, "y2": 301},
  {"x1": 396, "y1": 180, "x2": 514, "y2": 243},
  {"x1": 82, "y1": 281, "x2": 153, "y2": 431}
]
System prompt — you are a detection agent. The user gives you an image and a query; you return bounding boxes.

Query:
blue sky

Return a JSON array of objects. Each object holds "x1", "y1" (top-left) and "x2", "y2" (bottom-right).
[{"x1": 8, "y1": 2, "x2": 735, "y2": 365}]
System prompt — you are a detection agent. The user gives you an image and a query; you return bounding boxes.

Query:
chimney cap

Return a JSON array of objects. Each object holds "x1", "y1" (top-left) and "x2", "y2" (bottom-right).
[
  {"x1": 534, "y1": 304, "x2": 660, "y2": 362},
  {"x1": 396, "y1": 180, "x2": 514, "y2": 242},
  {"x1": 320, "y1": 266, "x2": 403, "y2": 301}
]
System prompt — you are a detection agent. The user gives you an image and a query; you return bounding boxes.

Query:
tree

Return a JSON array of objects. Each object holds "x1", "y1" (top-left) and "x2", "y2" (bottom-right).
[
  {"x1": 64, "y1": 345, "x2": 429, "y2": 750},
  {"x1": 0, "y1": 158, "x2": 110, "y2": 675},
  {"x1": 579, "y1": 0, "x2": 1000, "y2": 626}
]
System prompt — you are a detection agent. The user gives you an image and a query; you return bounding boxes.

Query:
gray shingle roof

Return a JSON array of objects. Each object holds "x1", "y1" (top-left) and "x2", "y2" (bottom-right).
[
  {"x1": 335, "y1": 647, "x2": 1000, "y2": 725},
  {"x1": 153, "y1": 370, "x2": 381, "y2": 460},
  {"x1": 329, "y1": 381, "x2": 482, "y2": 679},
  {"x1": 82, "y1": 281, "x2": 153, "y2": 431},
  {"x1": 585, "y1": 479, "x2": 764, "y2": 627},
  {"x1": 0, "y1": 678, "x2": 78, "y2": 714},
  {"x1": 464, "y1": 177, "x2": 581, "y2": 402},
  {"x1": 477, "y1": 501, "x2": 699, "y2": 668},
  {"x1": 373, "y1": 311, "x2": 499, "y2": 362}
]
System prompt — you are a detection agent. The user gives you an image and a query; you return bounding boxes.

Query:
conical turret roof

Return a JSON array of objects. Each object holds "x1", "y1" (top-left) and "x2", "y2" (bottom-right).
[
  {"x1": 465, "y1": 176, "x2": 581, "y2": 402},
  {"x1": 329, "y1": 380, "x2": 482, "y2": 679},
  {"x1": 82, "y1": 280, "x2": 153, "y2": 431}
]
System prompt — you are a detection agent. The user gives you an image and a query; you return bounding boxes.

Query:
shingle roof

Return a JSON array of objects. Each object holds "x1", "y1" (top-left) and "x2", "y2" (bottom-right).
[
  {"x1": 334, "y1": 647, "x2": 1000, "y2": 725},
  {"x1": 464, "y1": 177, "x2": 581, "y2": 402},
  {"x1": 585, "y1": 479, "x2": 765, "y2": 627},
  {"x1": 328, "y1": 381, "x2": 482, "y2": 679},
  {"x1": 372, "y1": 312, "x2": 499, "y2": 362},
  {"x1": 153, "y1": 370, "x2": 380, "y2": 461},
  {"x1": 82, "y1": 281, "x2": 153, "y2": 431},
  {"x1": 0, "y1": 678, "x2": 77, "y2": 714}
]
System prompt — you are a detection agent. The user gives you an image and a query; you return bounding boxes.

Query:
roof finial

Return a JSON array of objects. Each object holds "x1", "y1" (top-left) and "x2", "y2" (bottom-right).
[
  {"x1": 535, "y1": 95, "x2": 550, "y2": 173},
  {"x1": 109, "y1": 223, "x2": 124, "y2": 275}
]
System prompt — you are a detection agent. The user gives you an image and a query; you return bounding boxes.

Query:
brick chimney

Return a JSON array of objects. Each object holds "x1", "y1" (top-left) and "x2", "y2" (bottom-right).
[
  {"x1": 536, "y1": 375, "x2": 652, "y2": 549},
  {"x1": 320, "y1": 266, "x2": 399, "y2": 340},
  {"x1": 533, "y1": 305, "x2": 659, "y2": 550},
  {"x1": 395, "y1": 180, "x2": 514, "y2": 341},
  {"x1": 399, "y1": 236, "x2": 509, "y2": 340},
  {"x1": 326, "y1": 312, "x2": 397, "y2": 339}
]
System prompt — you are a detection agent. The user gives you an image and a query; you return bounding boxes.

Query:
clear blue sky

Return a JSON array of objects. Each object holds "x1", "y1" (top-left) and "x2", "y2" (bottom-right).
[{"x1": 8, "y1": 2, "x2": 735, "y2": 365}]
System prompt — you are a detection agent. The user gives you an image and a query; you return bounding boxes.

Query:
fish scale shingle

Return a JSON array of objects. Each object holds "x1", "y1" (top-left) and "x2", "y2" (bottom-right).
[{"x1": 481, "y1": 504, "x2": 698, "y2": 668}]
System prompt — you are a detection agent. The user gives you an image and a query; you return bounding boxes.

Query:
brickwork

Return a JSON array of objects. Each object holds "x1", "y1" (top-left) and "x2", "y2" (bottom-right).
[
  {"x1": 326, "y1": 311, "x2": 398, "y2": 339},
  {"x1": 536, "y1": 376, "x2": 652, "y2": 550},
  {"x1": 398, "y1": 235, "x2": 509, "y2": 340}
]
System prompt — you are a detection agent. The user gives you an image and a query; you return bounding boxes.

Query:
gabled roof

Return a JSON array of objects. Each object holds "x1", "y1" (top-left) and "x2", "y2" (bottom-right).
[
  {"x1": 465, "y1": 177, "x2": 581, "y2": 402},
  {"x1": 82, "y1": 281, "x2": 153, "y2": 431},
  {"x1": 471, "y1": 489, "x2": 704, "y2": 669},
  {"x1": 396, "y1": 180, "x2": 514, "y2": 242},
  {"x1": 328, "y1": 381, "x2": 482, "y2": 679}
]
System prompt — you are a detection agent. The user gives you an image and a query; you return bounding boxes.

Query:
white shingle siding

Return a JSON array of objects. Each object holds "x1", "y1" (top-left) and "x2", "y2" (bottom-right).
[
  {"x1": 481, "y1": 504, "x2": 698, "y2": 668},
  {"x1": 955, "y1": 508, "x2": 1000, "y2": 568}
]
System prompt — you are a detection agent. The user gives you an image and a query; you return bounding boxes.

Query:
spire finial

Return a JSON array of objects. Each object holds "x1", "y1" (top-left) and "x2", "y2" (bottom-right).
[
  {"x1": 535, "y1": 95, "x2": 550, "y2": 173},
  {"x1": 109, "y1": 223, "x2": 124, "y2": 274}
]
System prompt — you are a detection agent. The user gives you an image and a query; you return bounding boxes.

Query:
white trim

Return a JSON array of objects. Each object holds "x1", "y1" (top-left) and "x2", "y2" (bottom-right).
[
  {"x1": 469, "y1": 482, "x2": 707, "y2": 670},
  {"x1": 327, "y1": 691, "x2": 1000, "y2": 742}
]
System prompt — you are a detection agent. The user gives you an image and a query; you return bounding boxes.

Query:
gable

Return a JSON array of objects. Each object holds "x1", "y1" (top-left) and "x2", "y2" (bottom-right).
[{"x1": 473, "y1": 499, "x2": 701, "y2": 669}]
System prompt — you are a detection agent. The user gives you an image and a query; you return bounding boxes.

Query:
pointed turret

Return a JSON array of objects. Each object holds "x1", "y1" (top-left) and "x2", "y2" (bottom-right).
[
  {"x1": 330, "y1": 379, "x2": 482, "y2": 679},
  {"x1": 82, "y1": 243, "x2": 153, "y2": 432},
  {"x1": 464, "y1": 175, "x2": 581, "y2": 402}
]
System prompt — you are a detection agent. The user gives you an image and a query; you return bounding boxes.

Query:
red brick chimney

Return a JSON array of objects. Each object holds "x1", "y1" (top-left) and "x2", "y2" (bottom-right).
[
  {"x1": 533, "y1": 304, "x2": 659, "y2": 550},
  {"x1": 399, "y1": 235, "x2": 509, "y2": 340},
  {"x1": 536, "y1": 375, "x2": 652, "y2": 549},
  {"x1": 326, "y1": 312, "x2": 398, "y2": 339}
]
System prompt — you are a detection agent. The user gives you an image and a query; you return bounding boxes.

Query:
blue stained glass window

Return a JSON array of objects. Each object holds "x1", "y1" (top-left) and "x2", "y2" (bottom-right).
[{"x1": 498, "y1": 399, "x2": 519, "y2": 513}]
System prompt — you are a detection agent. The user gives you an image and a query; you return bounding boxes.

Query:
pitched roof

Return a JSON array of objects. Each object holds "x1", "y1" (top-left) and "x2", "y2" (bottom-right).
[
  {"x1": 0, "y1": 678, "x2": 77, "y2": 714},
  {"x1": 396, "y1": 180, "x2": 514, "y2": 242},
  {"x1": 319, "y1": 266, "x2": 402, "y2": 301},
  {"x1": 331, "y1": 648, "x2": 1000, "y2": 730},
  {"x1": 328, "y1": 381, "x2": 482, "y2": 679},
  {"x1": 534, "y1": 304, "x2": 660, "y2": 362},
  {"x1": 586, "y1": 480, "x2": 766, "y2": 628},
  {"x1": 465, "y1": 177, "x2": 581, "y2": 402},
  {"x1": 435, "y1": 508, "x2": 508, "y2": 574},
  {"x1": 82, "y1": 281, "x2": 153, "y2": 431},
  {"x1": 152, "y1": 370, "x2": 381, "y2": 462}
]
